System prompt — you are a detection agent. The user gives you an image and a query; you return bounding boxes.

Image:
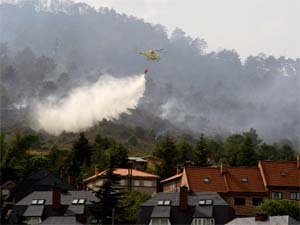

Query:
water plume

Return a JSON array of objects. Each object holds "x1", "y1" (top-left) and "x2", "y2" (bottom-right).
[{"x1": 33, "y1": 74, "x2": 146, "y2": 135}]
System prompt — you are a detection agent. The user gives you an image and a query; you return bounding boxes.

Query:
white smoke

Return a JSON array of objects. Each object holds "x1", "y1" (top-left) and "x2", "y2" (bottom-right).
[{"x1": 33, "y1": 74, "x2": 146, "y2": 135}]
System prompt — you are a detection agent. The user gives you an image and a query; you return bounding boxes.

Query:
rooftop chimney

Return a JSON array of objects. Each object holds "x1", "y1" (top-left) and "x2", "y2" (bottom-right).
[
  {"x1": 179, "y1": 186, "x2": 188, "y2": 210},
  {"x1": 52, "y1": 184, "x2": 61, "y2": 209},
  {"x1": 221, "y1": 162, "x2": 228, "y2": 175},
  {"x1": 255, "y1": 214, "x2": 268, "y2": 221},
  {"x1": 297, "y1": 155, "x2": 300, "y2": 169}
]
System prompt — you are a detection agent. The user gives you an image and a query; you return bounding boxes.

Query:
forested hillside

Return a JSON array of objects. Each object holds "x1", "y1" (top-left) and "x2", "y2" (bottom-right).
[{"x1": 0, "y1": 0, "x2": 299, "y2": 144}]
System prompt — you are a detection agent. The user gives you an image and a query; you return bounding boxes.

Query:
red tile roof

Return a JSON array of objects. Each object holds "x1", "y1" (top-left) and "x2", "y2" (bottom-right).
[
  {"x1": 259, "y1": 160, "x2": 300, "y2": 187},
  {"x1": 160, "y1": 173, "x2": 182, "y2": 183},
  {"x1": 185, "y1": 167, "x2": 228, "y2": 193},
  {"x1": 224, "y1": 167, "x2": 266, "y2": 193},
  {"x1": 84, "y1": 168, "x2": 159, "y2": 182}
]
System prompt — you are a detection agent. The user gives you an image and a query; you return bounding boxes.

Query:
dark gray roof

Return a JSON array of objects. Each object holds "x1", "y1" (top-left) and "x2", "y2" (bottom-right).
[
  {"x1": 193, "y1": 206, "x2": 213, "y2": 218},
  {"x1": 8, "y1": 169, "x2": 74, "y2": 202},
  {"x1": 142, "y1": 192, "x2": 227, "y2": 206},
  {"x1": 40, "y1": 216, "x2": 83, "y2": 225},
  {"x1": 23, "y1": 205, "x2": 44, "y2": 217},
  {"x1": 151, "y1": 206, "x2": 171, "y2": 218},
  {"x1": 16, "y1": 191, "x2": 97, "y2": 206},
  {"x1": 66, "y1": 205, "x2": 85, "y2": 215},
  {"x1": 226, "y1": 215, "x2": 300, "y2": 225}
]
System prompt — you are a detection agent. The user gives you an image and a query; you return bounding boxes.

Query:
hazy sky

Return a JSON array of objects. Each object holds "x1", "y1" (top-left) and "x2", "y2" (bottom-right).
[{"x1": 75, "y1": 0, "x2": 300, "y2": 59}]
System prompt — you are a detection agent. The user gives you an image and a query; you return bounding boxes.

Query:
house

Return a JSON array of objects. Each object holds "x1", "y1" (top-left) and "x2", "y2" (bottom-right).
[
  {"x1": 142, "y1": 156, "x2": 162, "y2": 171},
  {"x1": 161, "y1": 173, "x2": 183, "y2": 192},
  {"x1": 226, "y1": 215, "x2": 299, "y2": 225},
  {"x1": 258, "y1": 158, "x2": 300, "y2": 202},
  {"x1": 9, "y1": 185, "x2": 97, "y2": 225},
  {"x1": 162, "y1": 164, "x2": 268, "y2": 216},
  {"x1": 83, "y1": 168, "x2": 159, "y2": 194},
  {"x1": 138, "y1": 186, "x2": 235, "y2": 225},
  {"x1": 6, "y1": 169, "x2": 74, "y2": 205},
  {"x1": 128, "y1": 157, "x2": 147, "y2": 170}
]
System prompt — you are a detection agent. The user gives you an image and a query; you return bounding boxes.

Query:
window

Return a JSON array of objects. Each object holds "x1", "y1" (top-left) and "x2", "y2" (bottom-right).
[
  {"x1": 31, "y1": 199, "x2": 45, "y2": 205},
  {"x1": 199, "y1": 200, "x2": 205, "y2": 205},
  {"x1": 280, "y1": 170, "x2": 287, "y2": 177},
  {"x1": 150, "y1": 218, "x2": 170, "y2": 225},
  {"x1": 271, "y1": 192, "x2": 282, "y2": 199},
  {"x1": 134, "y1": 180, "x2": 140, "y2": 186},
  {"x1": 72, "y1": 199, "x2": 79, "y2": 204},
  {"x1": 241, "y1": 177, "x2": 248, "y2": 183},
  {"x1": 78, "y1": 199, "x2": 85, "y2": 204},
  {"x1": 203, "y1": 177, "x2": 210, "y2": 183},
  {"x1": 252, "y1": 198, "x2": 263, "y2": 206},
  {"x1": 234, "y1": 197, "x2": 246, "y2": 205},
  {"x1": 157, "y1": 200, "x2": 164, "y2": 206},
  {"x1": 290, "y1": 192, "x2": 300, "y2": 200},
  {"x1": 144, "y1": 180, "x2": 153, "y2": 187},
  {"x1": 163, "y1": 200, "x2": 171, "y2": 206},
  {"x1": 119, "y1": 179, "x2": 126, "y2": 186},
  {"x1": 205, "y1": 199, "x2": 213, "y2": 205},
  {"x1": 191, "y1": 218, "x2": 215, "y2": 225},
  {"x1": 37, "y1": 199, "x2": 45, "y2": 205}
]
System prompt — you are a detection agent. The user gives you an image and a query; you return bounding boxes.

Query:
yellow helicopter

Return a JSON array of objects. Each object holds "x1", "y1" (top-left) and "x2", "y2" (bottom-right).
[{"x1": 135, "y1": 48, "x2": 163, "y2": 61}]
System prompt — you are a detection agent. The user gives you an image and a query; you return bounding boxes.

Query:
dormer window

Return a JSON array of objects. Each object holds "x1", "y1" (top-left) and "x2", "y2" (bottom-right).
[
  {"x1": 157, "y1": 200, "x2": 171, "y2": 206},
  {"x1": 203, "y1": 177, "x2": 210, "y2": 183},
  {"x1": 31, "y1": 199, "x2": 45, "y2": 205},
  {"x1": 241, "y1": 177, "x2": 248, "y2": 183},
  {"x1": 192, "y1": 218, "x2": 215, "y2": 225},
  {"x1": 72, "y1": 199, "x2": 85, "y2": 205},
  {"x1": 37, "y1": 199, "x2": 45, "y2": 205},
  {"x1": 31, "y1": 199, "x2": 38, "y2": 205},
  {"x1": 157, "y1": 200, "x2": 164, "y2": 206},
  {"x1": 198, "y1": 199, "x2": 213, "y2": 206},
  {"x1": 78, "y1": 199, "x2": 85, "y2": 204}
]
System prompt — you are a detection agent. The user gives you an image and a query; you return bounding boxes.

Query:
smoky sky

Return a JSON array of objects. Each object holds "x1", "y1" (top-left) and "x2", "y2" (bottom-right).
[{"x1": 0, "y1": 1, "x2": 299, "y2": 144}]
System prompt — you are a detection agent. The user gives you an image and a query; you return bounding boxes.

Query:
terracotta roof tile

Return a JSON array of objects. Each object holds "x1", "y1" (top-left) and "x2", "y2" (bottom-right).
[
  {"x1": 259, "y1": 160, "x2": 300, "y2": 187},
  {"x1": 225, "y1": 167, "x2": 266, "y2": 193},
  {"x1": 185, "y1": 167, "x2": 228, "y2": 193}
]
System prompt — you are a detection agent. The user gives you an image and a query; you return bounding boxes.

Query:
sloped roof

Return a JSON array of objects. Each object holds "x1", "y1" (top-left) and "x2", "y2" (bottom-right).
[
  {"x1": 142, "y1": 191, "x2": 228, "y2": 206},
  {"x1": 224, "y1": 167, "x2": 266, "y2": 193},
  {"x1": 16, "y1": 191, "x2": 97, "y2": 206},
  {"x1": 23, "y1": 205, "x2": 44, "y2": 217},
  {"x1": 160, "y1": 173, "x2": 182, "y2": 183},
  {"x1": 225, "y1": 215, "x2": 299, "y2": 225},
  {"x1": 259, "y1": 160, "x2": 300, "y2": 187},
  {"x1": 7, "y1": 169, "x2": 74, "y2": 202},
  {"x1": 84, "y1": 168, "x2": 159, "y2": 182},
  {"x1": 40, "y1": 216, "x2": 83, "y2": 225},
  {"x1": 185, "y1": 167, "x2": 228, "y2": 193}
]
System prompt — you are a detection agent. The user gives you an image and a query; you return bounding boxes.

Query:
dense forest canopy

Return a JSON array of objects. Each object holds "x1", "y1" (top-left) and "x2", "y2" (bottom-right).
[{"x1": 0, "y1": 0, "x2": 299, "y2": 144}]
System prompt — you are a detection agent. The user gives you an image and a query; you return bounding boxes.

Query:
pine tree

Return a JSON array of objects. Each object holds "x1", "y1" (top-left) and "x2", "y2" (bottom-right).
[
  {"x1": 194, "y1": 133, "x2": 208, "y2": 166},
  {"x1": 72, "y1": 132, "x2": 92, "y2": 167}
]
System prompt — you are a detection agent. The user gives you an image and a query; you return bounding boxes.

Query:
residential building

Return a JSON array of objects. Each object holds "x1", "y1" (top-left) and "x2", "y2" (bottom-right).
[
  {"x1": 128, "y1": 157, "x2": 147, "y2": 170},
  {"x1": 6, "y1": 169, "x2": 74, "y2": 205},
  {"x1": 138, "y1": 186, "x2": 234, "y2": 225},
  {"x1": 161, "y1": 173, "x2": 182, "y2": 192},
  {"x1": 258, "y1": 159, "x2": 300, "y2": 202},
  {"x1": 163, "y1": 165, "x2": 267, "y2": 216},
  {"x1": 226, "y1": 215, "x2": 299, "y2": 225},
  {"x1": 9, "y1": 186, "x2": 97, "y2": 225},
  {"x1": 83, "y1": 168, "x2": 159, "y2": 194}
]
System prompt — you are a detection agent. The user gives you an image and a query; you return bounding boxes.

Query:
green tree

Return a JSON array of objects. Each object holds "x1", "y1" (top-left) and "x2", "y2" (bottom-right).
[
  {"x1": 72, "y1": 132, "x2": 92, "y2": 167},
  {"x1": 128, "y1": 135, "x2": 138, "y2": 146},
  {"x1": 118, "y1": 191, "x2": 150, "y2": 223},
  {"x1": 176, "y1": 139, "x2": 194, "y2": 164},
  {"x1": 256, "y1": 143, "x2": 279, "y2": 160},
  {"x1": 107, "y1": 143, "x2": 128, "y2": 168},
  {"x1": 256, "y1": 199, "x2": 300, "y2": 220},
  {"x1": 206, "y1": 138, "x2": 223, "y2": 164},
  {"x1": 194, "y1": 134, "x2": 208, "y2": 166},
  {"x1": 223, "y1": 134, "x2": 244, "y2": 166},
  {"x1": 278, "y1": 144, "x2": 295, "y2": 161},
  {"x1": 152, "y1": 133, "x2": 177, "y2": 179},
  {"x1": 236, "y1": 135, "x2": 257, "y2": 166},
  {"x1": 88, "y1": 168, "x2": 123, "y2": 224}
]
